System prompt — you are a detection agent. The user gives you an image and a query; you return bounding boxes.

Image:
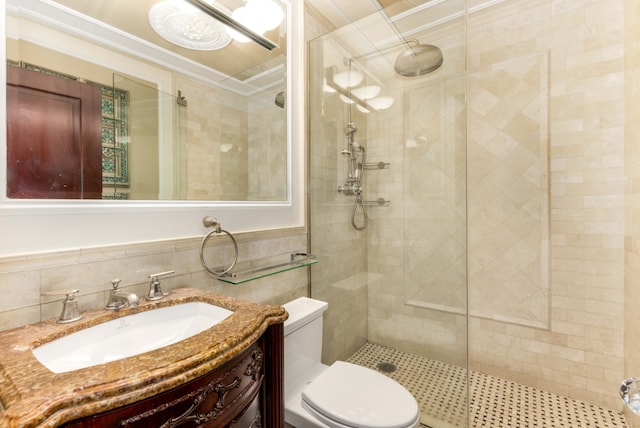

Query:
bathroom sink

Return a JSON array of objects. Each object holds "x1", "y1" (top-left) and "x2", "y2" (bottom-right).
[{"x1": 32, "y1": 302, "x2": 233, "y2": 373}]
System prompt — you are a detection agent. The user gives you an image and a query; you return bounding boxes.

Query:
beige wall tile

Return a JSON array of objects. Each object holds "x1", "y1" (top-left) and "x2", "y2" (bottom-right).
[
  {"x1": 466, "y1": 0, "x2": 626, "y2": 410},
  {"x1": 0, "y1": 270, "x2": 40, "y2": 313},
  {"x1": 0, "y1": 228, "x2": 309, "y2": 331}
]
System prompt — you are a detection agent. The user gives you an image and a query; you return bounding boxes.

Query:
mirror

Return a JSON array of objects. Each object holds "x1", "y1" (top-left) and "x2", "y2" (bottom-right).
[{"x1": 5, "y1": 0, "x2": 288, "y2": 201}]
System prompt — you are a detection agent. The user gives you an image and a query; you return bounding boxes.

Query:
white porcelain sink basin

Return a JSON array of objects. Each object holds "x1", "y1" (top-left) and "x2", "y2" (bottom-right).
[{"x1": 32, "y1": 302, "x2": 233, "y2": 373}]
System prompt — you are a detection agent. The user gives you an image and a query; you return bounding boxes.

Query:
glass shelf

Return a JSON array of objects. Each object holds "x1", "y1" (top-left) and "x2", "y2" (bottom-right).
[{"x1": 217, "y1": 253, "x2": 318, "y2": 285}]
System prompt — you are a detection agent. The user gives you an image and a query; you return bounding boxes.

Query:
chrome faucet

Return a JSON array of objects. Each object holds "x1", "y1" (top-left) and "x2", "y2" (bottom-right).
[
  {"x1": 106, "y1": 279, "x2": 139, "y2": 310},
  {"x1": 147, "y1": 270, "x2": 175, "y2": 301},
  {"x1": 58, "y1": 289, "x2": 83, "y2": 323},
  {"x1": 41, "y1": 289, "x2": 83, "y2": 324}
]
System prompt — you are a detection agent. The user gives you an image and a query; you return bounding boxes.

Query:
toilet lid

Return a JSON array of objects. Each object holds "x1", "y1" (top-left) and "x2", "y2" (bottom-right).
[{"x1": 301, "y1": 361, "x2": 419, "y2": 428}]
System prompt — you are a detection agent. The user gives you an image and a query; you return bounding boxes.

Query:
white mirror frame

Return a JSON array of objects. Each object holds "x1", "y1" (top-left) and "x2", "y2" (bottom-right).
[{"x1": 0, "y1": 0, "x2": 304, "y2": 256}]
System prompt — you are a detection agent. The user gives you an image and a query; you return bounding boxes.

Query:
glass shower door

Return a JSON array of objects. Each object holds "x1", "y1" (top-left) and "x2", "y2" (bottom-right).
[{"x1": 308, "y1": 0, "x2": 468, "y2": 426}]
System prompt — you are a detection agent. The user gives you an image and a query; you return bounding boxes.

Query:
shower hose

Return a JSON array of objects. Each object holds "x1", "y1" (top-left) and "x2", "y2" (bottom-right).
[{"x1": 352, "y1": 192, "x2": 368, "y2": 230}]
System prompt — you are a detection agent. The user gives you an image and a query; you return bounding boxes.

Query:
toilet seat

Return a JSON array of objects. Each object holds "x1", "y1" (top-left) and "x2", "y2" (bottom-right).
[{"x1": 301, "y1": 361, "x2": 420, "y2": 428}]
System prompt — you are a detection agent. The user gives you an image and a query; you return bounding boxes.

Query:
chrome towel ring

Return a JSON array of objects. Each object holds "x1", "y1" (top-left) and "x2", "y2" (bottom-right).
[{"x1": 199, "y1": 216, "x2": 238, "y2": 276}]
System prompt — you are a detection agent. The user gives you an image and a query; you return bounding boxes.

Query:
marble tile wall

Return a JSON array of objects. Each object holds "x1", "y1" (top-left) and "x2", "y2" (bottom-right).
[
  {"x1": 174, "y1": 74, "x2": 286, "y2": 202},
  {"x1": 248, "y1": 91, "x2": 287, "y2": 201},
  {"x1": 0, "y1": 228, "x2": 309, "y2": 332},
  {"x1": 467, "y1": 0, "x2": 625, "y2": 410},
  {"x1": 468, "y1": 52, "x2": 550, "y2": 329},
  {"x1": 174, "y1": 75, "x2": 246, "y2": 200}
]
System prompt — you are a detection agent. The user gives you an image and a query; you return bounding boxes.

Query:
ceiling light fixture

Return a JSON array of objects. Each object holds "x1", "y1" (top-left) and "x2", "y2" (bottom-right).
[
  {"x1": 184, "y1": 0, "x2": 279, "y2": 50},
  {"x1": 228, "y1": 6, "x2": 259, "y2": 42},
  {"x1": 228, "y1": 0, "x2": 284, "y2": 43},
  {"x1": 246, "y1": 0, "x2": 284, "y2": 31},
  {"x1": 148, "y1": 0, "x2": 232, "y2": 50}
]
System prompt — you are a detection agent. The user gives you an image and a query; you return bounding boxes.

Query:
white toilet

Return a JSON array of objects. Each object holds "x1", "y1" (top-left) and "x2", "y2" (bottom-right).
[{"x1": 283, "y1": 297, "x2": 420, "y2": 428}]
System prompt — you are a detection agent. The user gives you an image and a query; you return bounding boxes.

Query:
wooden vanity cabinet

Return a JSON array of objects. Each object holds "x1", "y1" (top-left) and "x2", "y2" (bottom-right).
[{"x1": 62, "y1": 323, "x2": 284, "y2": 428}]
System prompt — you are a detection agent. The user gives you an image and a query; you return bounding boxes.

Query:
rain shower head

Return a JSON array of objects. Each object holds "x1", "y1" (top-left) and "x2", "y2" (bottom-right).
[
  {"x1": 368, "y1": 0, "x2": 444, "y2": 77},
  {"x1": 394, "y1": 43, "x2": 443, "y2": 77}
]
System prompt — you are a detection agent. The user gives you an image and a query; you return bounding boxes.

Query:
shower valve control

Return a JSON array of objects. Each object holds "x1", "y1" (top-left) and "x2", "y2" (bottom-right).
[{"x1": 338, "y1": 184, "x2": 361, "y2": 196}]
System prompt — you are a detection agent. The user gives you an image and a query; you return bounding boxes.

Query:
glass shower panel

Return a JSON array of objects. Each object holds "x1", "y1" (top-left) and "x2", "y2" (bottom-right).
[
  {"x1": 308, "y1": 1, "x2": 468, "y2": 426},
  {"x1": 402, "y1": 75, "x2": 467, "y2": 356},
  {"x1": 308, "y1": 36, "x2": 370, "y2": 365}
]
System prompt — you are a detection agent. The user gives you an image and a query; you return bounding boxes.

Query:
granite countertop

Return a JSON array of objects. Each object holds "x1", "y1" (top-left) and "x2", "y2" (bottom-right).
[{"x1": 0, "y1": 287, "x2": 287, "y2": 428}]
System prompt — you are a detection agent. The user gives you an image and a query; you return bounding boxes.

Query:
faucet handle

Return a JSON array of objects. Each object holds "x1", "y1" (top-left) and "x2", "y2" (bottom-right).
[
  {"x1": 111, "y1": 278, "x2": 121, "y2": 290},
  {"x1": 149, "y1": 270, "x2": 175, "y2": 280},
  {"x1": 42, "y1": 289, "x2": 83, "y2": 324},
  {"x1": 147, "y1": 270, "x2": 174, "y2": 301},
  {"x1": 42, "y1": 288, "x2": 79, "y2": 297}
]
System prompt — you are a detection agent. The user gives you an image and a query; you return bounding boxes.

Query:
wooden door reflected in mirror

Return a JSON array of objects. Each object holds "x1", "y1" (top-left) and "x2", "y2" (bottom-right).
[{"x1": 7, "y1": 65, "x2": 102, "y2": 199}]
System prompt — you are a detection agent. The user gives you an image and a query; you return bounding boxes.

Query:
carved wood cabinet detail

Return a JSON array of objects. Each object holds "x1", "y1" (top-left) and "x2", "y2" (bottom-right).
[{"x1": 62, "y1": 323, "x2": 284, "y2": 428}]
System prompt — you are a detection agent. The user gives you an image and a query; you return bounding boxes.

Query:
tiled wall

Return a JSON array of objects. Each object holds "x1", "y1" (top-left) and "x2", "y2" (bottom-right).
[
  {"x1": 248, "y1": 91, "x2": 288, "y2": 201},
  {"x1": 624, "y1": 0, "x2": 640, "y2": 424},
  {"x1": 468, "y1": 52, "x2": 550, "y2": 329},
  {"x1": 0, "y1": 228, "x2": 309, "y2": 332},
  {"x1": 467, "y1": 0, "x2": 625, "y2": 410},
  {"x1": 174, "y1": 74, "x2": 286, "y2": 201},
  {"x1": 175, "y1": 74, "x2": 227, "y2": 200}
]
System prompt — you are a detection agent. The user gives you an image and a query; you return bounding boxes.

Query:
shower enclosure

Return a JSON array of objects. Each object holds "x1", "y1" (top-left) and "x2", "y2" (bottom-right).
[
  {"x1": 308, "y1": 0, "x2": 468, "y2": 426},
  {"x1": 309, "y1": 0, "x2": 635, "y2": 424}
]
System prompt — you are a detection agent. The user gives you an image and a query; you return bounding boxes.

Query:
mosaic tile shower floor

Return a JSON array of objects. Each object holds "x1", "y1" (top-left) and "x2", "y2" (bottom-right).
[{"x1": 347, "y1": 342, "x2": 628, "y2": 428}]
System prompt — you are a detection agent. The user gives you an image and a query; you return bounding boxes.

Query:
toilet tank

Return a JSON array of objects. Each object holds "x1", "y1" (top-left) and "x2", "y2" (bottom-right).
[{"x1": 283, "y1": 297, "x2": 328, "y2": 388}]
